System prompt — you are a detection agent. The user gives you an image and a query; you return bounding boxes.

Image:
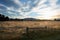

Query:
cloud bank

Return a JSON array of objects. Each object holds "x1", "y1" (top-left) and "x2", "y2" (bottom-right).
[{"x1": 0, "y1": 0, "x2": 60, "y2": 19}]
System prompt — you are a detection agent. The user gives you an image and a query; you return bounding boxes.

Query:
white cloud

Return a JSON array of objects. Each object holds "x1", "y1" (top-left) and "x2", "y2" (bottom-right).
[
  {"x1": 29, "y1": 0, "x2": 60, "y2": 19},
  {"x1": 0, "y1": 4, "x2": 8, "y2": 9},
  {"x1": 49, "y1": 0, "x2": 58, "y2": 8},
  {"x1": 0, "y1": 0, "x2": 59, "y2": 19},
  {"x1": 13, "y1": 0, "x2": 22, "y2": 6},
  {"x1": 12, "y1": 0, "x2": 40, "y2": 15},
  {"x1": 37, "y1": 0, "x2": 47, "y2": 5}
]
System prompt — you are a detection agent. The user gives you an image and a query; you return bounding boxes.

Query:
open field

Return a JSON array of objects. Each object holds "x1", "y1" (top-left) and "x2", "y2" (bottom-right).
[
  {"x1": 0, "y1": 21, "x2": 60, "y2": 28},
  {"x1": 0, "y1": 27, "x2": 60, "y2": 40},
  {"x1": 0, "y1": 21, "x2": 60, "y2": 40}
]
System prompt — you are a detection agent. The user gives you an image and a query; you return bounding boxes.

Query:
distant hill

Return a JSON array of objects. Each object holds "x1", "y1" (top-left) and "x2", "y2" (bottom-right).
[
  {"x1": 23, "y1": 18, "x2": 38, "y2": 21},
  {"x1": 0, "y1": 14, "x2": 40, "y2": 21}
]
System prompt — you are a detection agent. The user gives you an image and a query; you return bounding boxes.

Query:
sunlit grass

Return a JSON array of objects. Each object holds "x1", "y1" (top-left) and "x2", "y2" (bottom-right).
[
  {"x1": 0, "y1": 21, "x2": 60, "y2": 40},
  {"x1": 0, "y1": 21, "x2": 60, "y2": 28}
]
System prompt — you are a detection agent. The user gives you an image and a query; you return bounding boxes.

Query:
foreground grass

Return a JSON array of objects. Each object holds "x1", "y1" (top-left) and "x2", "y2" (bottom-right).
[
  {"x1": 0, "y1": 27, "x2": 60, "y2": 40},
  {"x1": 20, "y1": 29, "x2": 60, "y2": 40}
]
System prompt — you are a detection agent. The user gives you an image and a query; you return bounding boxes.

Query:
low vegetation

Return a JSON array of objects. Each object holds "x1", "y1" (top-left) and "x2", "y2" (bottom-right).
[
  {"x1": 0, "y1": 27, "x2": 60, "y2": 40},
  {"x1": 0, "y1": 21, "x2": 60, "y2": 40},
  {"x1": 0, "y1": 21, "x2": 60, "y2": 28}
]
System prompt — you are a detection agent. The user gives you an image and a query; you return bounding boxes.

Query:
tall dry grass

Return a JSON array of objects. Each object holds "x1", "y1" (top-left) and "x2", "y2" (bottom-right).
[{"x1": 0, "y1": 21, "x2": 60, "y2": 28}]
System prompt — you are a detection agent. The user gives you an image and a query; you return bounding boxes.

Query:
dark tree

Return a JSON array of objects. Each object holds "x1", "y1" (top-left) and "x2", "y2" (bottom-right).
[
  {"x1": 54, "y1": 19, "x2": 60, "y2": 21},
  {"x1": 5, "y1": 16, "x2": 9, "y2": 21},
  {"x1": 0, "y1": 14, "x2": 9, "y2": 21},
  {"x1": 0, "y1": 14, "x2": 5, "y2": 21}
]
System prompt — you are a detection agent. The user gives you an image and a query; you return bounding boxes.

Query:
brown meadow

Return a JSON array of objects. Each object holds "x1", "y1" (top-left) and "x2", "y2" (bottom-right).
[
  {"x1": 0, "y1": 21, "x2": 60, "y2": 40},
  {"x1": 0, "y1": 21, "x2": 60, "y2": 28}
]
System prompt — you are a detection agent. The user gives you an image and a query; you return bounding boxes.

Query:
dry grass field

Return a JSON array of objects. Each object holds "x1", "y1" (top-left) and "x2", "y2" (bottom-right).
[
  {"x1": 0, "y1": 21, "x2": 60, "y2": 40},
  {"x1": 0, "y1": 21, "x2": 60, "y2": 28}
]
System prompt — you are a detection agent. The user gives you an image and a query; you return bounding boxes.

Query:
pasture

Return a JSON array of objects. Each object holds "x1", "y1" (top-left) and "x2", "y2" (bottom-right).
[
  {"x1": 0, "y1": 21, "x2": 60, "y2": 40},
  {"x1": 0, "y1": 21, "x2": 60, "y2": 28}
]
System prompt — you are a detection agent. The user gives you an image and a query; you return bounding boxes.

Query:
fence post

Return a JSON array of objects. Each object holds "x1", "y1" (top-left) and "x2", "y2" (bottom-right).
[{"x1": 26, "y1": 27, "x2": 29, "y2": 39}]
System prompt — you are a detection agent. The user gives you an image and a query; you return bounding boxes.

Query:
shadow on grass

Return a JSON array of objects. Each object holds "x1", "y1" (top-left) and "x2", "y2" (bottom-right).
[
  {"x1": 11, "y1": 30, "x2": 60, "y2": 40},
  {"x1": 0, "y1": 27, "x2": 60, "y2": 40}
]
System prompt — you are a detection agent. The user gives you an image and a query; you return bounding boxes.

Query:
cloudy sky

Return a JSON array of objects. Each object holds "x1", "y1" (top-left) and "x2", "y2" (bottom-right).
[{"x1": 0, "y1": 0, "x2": 60, "y2": 19}]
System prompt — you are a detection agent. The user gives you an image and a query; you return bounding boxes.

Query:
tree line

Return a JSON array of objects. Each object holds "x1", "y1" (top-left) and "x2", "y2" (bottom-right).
[
  {"x1": 0, "y1": 14, "x2": 40, "y2": 21},
  {"x1": 0, "y1": 14, "x2": 9, "y2": 21},
  {"x1": 0, "y1": 14, "x2": 60, "y2": 21}
]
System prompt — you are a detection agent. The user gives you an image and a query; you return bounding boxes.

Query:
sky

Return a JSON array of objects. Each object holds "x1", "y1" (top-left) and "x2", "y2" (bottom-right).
[{"x1": 0, "y1": 0, "x2": 60, "y2": 19}]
